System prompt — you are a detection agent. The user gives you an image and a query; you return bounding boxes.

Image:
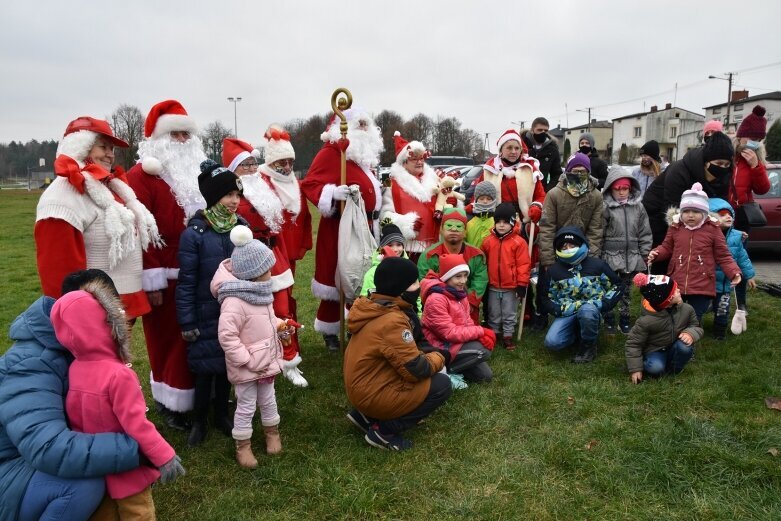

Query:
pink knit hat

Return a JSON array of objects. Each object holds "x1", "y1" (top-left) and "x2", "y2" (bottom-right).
[
  {"x1": 703, "y1": 120, "x2": 723, "y2": 134},
  {"x1": 680, "y1": 182, "x2": 710, "y2": 213}
]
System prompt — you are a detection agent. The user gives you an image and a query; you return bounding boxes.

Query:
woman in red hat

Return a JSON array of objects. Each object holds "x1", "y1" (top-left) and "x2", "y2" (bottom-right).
[
  {"x1": 729, "y1": 105, "x2": 771, "y2": 231},
  {"x1": 35, "y1": 117, "x2": 162, "y2": 319}
]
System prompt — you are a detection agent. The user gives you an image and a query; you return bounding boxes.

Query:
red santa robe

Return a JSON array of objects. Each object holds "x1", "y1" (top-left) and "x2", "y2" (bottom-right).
[
  {"x1": 300, "y1": 141, "x2": 382, "y2": 335},
  {"x1": 126, "y1": 162, "x2": 195, "y2": 412},
  {"x1": 235, "y1": 171, "x2": 303, "y2": 366},
  {"x1": 380, "y1": 162, "x2": 440, "y2": 257}
]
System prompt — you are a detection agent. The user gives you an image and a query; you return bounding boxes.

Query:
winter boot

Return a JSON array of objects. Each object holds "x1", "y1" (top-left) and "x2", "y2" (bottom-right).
[
  {"x1": 263, "y1": 425, "x2": 282, "y2": 455},
  {"x1": 572, "y1": 341, "x2": 597, "y2": 364},
  {"x1": 155, "y1": 401, "x2": 191, "y2": 432},
  {"x1": 712, "y1": 323, "x2": 726, "y2": 341},
  {"x1": 235, "y1": 439, "x2": 258, "y2": 469},
  {"x1": 187, "y1": 418, "x2": 208, "y2": 447},
  {"x1": 323, "y1": 334, "x2": 340, "y2": 353},
  {"x1": 603, "y1": 314, "x2": 616, "y2": 335},
  {"x1": 503, "y1": 336, "x2": 516, "y2": 351},
  {"x1": 619, "y1": 315, "x2": 631, "y2": 334}
]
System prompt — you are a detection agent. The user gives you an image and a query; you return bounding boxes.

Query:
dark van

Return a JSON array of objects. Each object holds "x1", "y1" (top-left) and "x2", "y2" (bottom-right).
[{"x1": 426, "y1": 156, "x2": 475, "y2": 168}]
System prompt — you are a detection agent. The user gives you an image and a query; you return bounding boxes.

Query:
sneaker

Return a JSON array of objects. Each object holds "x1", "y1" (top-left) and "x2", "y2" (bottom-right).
[
  {"x1": 364, "y1": 427, "x2": 413, "y2": 451},
  {"x1": 346, "y1": 409, "x2": 372, "y2": 433},
  {"x1": 619, "y1": 317, "x2": 631, "y2": 334},
  {"x1": 604, "y1": 322, "x2": 616, "y2": 335}
]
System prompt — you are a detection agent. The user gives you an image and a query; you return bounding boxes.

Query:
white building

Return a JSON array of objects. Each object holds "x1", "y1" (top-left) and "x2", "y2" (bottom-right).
[
  {"x1": 703, "y1": 90, "x2": 781, "y2": 135},
  {"x1": 611, "y1": 103, "x2": 704, "y2": 163}
]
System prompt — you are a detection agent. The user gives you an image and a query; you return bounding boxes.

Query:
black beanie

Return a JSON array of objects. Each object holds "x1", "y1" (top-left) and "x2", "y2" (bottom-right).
[
  {"x1": 493, "y1": 203, "x2": 517, "y2": 227},
  {"x1": 374, "y1": 257, "x2": 419, "y2": 297},
  {"x1": 702, "y1": 132, "x2": 734, "y2": 164},
  {"x1": 379, "y1": 223, "x2": 405, "y2": 248},
  {"x1": 198, "y1": 159, "x2": 243, "y2": 208},
  {"x1": 639, "y1": 140, "x2": 661, "y2": 163},
  {"x1": 553, "y1": 227, "x2": 585, "y2": 250}
]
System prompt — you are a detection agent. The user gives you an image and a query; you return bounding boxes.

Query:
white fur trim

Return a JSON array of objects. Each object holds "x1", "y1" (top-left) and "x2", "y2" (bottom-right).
[
  {"x1": 141, "y1": 156, "x2": 162, "y2": 176},
  {"x1": 151, "y1": 114, "x2": 197, "y2": 139},
  {"x1": 150, "y1": 375, "x2": 194, "y2": 412},
  {"x1": 109, "y1": 178, "x2": 164, "y2": 252},
  {"x1": 311, "y1": 278, "x2": 340, "y2": 301},
  {"x1": 395, "y1": 140, "x2": 427, "y2": 164},
  {"x1": 271, "y1": 268, "x2": 294, "y2": 292},
  {"x1": 142, "y1": 268, "x2": 168, "y2": 291},
  {"x1": 57, "y1": 131, "x2": 97, "y2": 162},
  {"x1": 251, "y1": 148, "x2": 261, "y2": 159},
  {"x1": 282, "y1": 354, "x2": 308, "y2": 387},
  {"x1": 318, "y1": 184, "x2": 337, "y2": 217},
  {"x1": 388, "y1": 211, "x2": 420, "y2": 240},
  {"x1": 388, "y1": 162, "x2": 439, "y2": 202},
  {"x1": 283, "y1": 354, "x2": 302, "y2": 369},
  {"x1": 227, "y1": 151, "x2": 251, "y2": 173},
  {"x1": 441, "y1": 264, "x2": 470, "y2": 282},
  {"x1": 241, "y1": 174, "x2": 284, "y2": 233},
  {"x1": 314, "y1": 318, "x2": 340, "y2": 335}
]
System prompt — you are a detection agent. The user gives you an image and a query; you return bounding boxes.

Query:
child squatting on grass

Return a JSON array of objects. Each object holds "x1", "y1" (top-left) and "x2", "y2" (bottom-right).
[
  {"x1": 625, "y1": 273, "x2": 703, "y2": 383},
  {"x1": 51, "y1": 277, "x2": 185, "y2": 518},
  {"x1": 211, "y1": 225, "x2": 292, "y2": 469}
]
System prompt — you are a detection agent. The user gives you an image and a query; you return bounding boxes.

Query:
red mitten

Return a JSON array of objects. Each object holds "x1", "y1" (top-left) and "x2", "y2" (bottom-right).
[
  {"x1": 527, "y1": 204, "x2": 542, "y2": 223},
  {"x1": 479, "y1": 327, "x2": 496, "y2": 350},
  {"x1": 337, "y1": 137, "x2": 350, "y2": 152}
]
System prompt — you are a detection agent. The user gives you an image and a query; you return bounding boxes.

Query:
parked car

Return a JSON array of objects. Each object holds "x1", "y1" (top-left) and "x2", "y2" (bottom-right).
[
  {"x1": 456, "y1": 165, "x2": 485, "y2": 205},
  {"x1": 749, "y1": 163, "x2": 781, "y2": 250},
  {"x1": 426, "y1": 156, "x2": 475, "y2": 168}
]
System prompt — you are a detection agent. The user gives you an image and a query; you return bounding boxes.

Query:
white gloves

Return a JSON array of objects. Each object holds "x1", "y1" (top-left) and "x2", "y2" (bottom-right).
[
  {"x1": 283, "y1": 365, "x2": 309, "y2": 387},
  {"x1": 731, "y1": 309, "x2": 747, "y2": 335},
  {"x1": 332, "y1": 185, "x2": 351, "y2": 201}
]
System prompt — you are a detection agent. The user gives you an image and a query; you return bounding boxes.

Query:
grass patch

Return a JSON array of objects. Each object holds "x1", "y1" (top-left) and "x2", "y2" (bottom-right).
[{"x1": 2, "y1": 189, "x2": 781, "y2": 520}]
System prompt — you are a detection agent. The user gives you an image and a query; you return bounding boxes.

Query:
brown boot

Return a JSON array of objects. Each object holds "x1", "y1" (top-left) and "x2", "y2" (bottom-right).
[
  {"x1": 235, "y1": 439, "x2": 258, "y2": 469},
  {"x1": 503, "y1": 336, "x2": 516, "y2": 351},
  {"x1": 264, "y1": 425, "x2": 282, "y2": 455}
]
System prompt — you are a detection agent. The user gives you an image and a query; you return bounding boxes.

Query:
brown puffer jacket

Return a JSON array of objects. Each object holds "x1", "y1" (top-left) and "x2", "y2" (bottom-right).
[
  {"x1": 538, "y1": 174, "x2": 604, "y2": 267},
  {"x1": 344, "y1": 294, "x2": 445, "y2": 420}
]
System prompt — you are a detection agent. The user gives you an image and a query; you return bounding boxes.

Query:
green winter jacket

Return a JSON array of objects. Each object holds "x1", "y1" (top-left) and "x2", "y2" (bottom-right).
[
  {"x1": 466, "y1": 215, "x2": 494, "y2": 249},
  {"x1": 624, "y1": 300, "x2": 703, "y2": 373},
  {"x1": 538, "y1": 174, "x2": 604, "y2": 267},
  {"x1": 360, "y1": 250, "x2": 422, "y2": 312}
]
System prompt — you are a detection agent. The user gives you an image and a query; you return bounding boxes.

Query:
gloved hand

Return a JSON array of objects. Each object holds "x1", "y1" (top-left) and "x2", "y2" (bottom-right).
[
  {"x1": 433, "y1": 210, "x2": 443, "y2": 222},
  {"x1": 437, "y1": 348, "x2": 452, "y2": 367},
  {"x1": 413, "y1": 217, "x2": 424, "y2": 232},
  {"x1": 181, "y1": 329, "x2": 200, "y2": 342},
  {"x1": 332, "y1": 185, "x2": 351, "y2": 201},
  {"x1": 479, "y1": 327, "x2": 496, "y2": 350},
  {"x1": 515, "y1": 285, "x2": 527, "y2": 299},
  {"x1": 527, "y1": 204, "x2": 542, "y2": 223},
  {"x1": 158, "y1": 455, "x2": 186, "y2": 484}
]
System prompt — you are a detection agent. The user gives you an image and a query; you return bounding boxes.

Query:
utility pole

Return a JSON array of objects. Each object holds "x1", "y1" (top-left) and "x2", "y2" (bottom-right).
[
  {"x1": 227, "y1": 97, "x2": 242, "y2": 137},
  {"x1": 725, "y1": 72, "x2": 733, "y2": 131},
  {"x1": 587, "y1": 108, "x2": 592, "y2": 132},
  {"x1": 484, "y1": 133, "x2": 490, "y2": 153}
]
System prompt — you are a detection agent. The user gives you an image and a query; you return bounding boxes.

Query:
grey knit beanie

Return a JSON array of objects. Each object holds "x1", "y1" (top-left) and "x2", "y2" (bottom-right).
[
  {"x1": 579, "y1": 133, "x2": 595, "y2": 148},
  {"x1": 473, "y1": 181, "x2": 497, "y2": 202},
  {"x1": 229, "y1": 225, "x2": 276, "y2": 280}
]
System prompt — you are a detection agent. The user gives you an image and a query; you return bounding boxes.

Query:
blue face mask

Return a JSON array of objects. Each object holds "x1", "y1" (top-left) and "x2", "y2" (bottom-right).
[{"x1": 745, "y1": 140, "x2": 761, "y2": 151}]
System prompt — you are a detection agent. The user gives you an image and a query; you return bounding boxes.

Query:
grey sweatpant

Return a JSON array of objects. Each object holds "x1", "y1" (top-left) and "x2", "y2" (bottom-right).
[{"x1": 486, "y1": 287, "x2": 519, "y2": 337}]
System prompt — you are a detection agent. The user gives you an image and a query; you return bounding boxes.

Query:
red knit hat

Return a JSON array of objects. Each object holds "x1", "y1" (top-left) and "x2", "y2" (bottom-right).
[
  {"x1": 439, "y1": 253, "x2": 469, "y2": 282},
  {"x1": 222, "y1": 138, "x2": 256, "y2": 172},
  {"x1": 736, "y1": 105, "x2": 767, "y2": 140},
  {"x1": 144, "y1": 99, "x2": 197, "y2": 138}
]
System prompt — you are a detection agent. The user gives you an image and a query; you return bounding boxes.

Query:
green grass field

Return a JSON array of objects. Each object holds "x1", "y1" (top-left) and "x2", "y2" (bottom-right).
[{"x1": 2, "y1": 189, "x2": 781, "y2": 520}]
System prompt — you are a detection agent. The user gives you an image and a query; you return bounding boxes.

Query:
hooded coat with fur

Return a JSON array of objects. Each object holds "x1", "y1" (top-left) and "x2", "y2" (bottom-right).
[
  {"x1": 601, "y1": 167, "x2": 653, "y2": 273},
  {"x1": 51, "y1": 283, "x2": 175, "y2": 500}
]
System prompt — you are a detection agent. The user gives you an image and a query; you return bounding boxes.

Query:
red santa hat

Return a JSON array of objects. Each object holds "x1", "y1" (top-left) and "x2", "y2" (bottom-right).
[
  {"x1": 393, "y1": 131, "x2": 427, "y2": 164},
  {"x1": 144, "y1": 99, "x2": 198, "y2": 139},
  {"x1": 57, "y1": 116, "x2": 128, "y2": 162},
  {"x1": 438, "y1": 253, "x2": 470, "y2": 282},
  {"x1": 222, "y1": 138, "x2": 258, "y2": 172},
  {"x1": 497, "y1": 129, "x2": 524, "y2": 152},
  {"x1": 263, "y1": 125, "x2": 296, "y2": 165}
]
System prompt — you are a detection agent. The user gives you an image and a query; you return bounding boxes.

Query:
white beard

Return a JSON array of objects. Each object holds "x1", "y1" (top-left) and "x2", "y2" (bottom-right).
[
  {"x1": 137, "y1": 135, "x2": 207, "y2": 217},
  {"x1": 345, "y1": 124, "x2": 383, "y2": 169}
]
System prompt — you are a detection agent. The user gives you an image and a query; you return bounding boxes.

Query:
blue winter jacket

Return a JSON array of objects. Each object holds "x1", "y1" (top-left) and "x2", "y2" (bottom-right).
[
  {"x1": 176, "y1": 211, "x2": 247, "y2": 375},
  {"x1": 708, "y1": 198, "x2": 755, "y2": 294},
  {"x1": 0, "y1": 297, "x2": 139, "y2": 521}
]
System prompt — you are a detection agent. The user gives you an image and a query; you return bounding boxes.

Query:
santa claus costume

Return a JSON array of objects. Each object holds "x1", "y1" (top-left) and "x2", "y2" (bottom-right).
[
  {"x1": 300, "y1": 109, "x2": 383, "y2": 351},
  {"x1": 126, "y1": 100, "x2": 206, "y2": 421},
  {"x1": 224, "y1": 136, "x2": 308, "y2": 387},
  {"x1": 380, "y1": 131, "x2": 441, "y2": 262},
  {"x1": 36, "y1": 116, "x2": 161, "y2": 320}
]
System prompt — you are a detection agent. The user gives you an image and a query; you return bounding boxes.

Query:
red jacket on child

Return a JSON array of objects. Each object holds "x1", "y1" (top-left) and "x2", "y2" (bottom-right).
[
  {"x1": 420, "y1": 272, "x2": 483, "y2": 357},
  {"x1": 480, "y1": 229, "x2": 532, "y2": 290}
]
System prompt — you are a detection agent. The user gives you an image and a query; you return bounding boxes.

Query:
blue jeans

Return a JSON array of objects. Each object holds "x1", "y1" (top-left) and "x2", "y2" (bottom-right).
[
  {"x1": 643, "y1": 340, "x2": 694, "y2": 376},
  {"x1": 19, "y1": 471, "x2": 105, "y2": 521},
  {"x1": 544, "y1": 303, "x2": 601, "y2": 351},
  {"x1": 683, "y1": 294, "x2": 711, "y2": 325}
]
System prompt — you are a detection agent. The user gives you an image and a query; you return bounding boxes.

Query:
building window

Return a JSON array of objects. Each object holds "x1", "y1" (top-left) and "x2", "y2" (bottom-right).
[
  {"x1": 675, "y1": 112, "x2": 680, "y2": 118},
  {"x1": 734, "y1": 104, "x2": 744, "y2": 112},
  {"x1": 734, "y1": 115, "x2": 743, "y2": 122},
  {"x1": 670, "y1": 127, "x2": 678, "y2": 138},
  {"x1": 633, "y1": 127, "x2": 642, "y2": 138},
  {"x1": 580, "y1": 130, "x2": 584, "y2": 134},
  {"x1": 714, "y1": 107, "x2": 722, "y2": 114}
]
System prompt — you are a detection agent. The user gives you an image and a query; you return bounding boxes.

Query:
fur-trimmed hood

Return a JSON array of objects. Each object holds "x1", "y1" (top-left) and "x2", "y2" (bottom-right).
[
  {"x1": 50, "y1": 280, "x2": 131, "y2": 363},
  {"x1": 665, "y1": 206, "x2": 720, "y2": 227}
]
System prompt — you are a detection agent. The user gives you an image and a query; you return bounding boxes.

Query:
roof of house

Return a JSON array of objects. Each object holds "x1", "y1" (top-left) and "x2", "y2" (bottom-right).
[
  {"x1": 702, "y1": 91, "x2": 781, "y2": 110},
  {"x1": 566, "y1": 120, "x2": 612, "y2": 131},
  {"x1": 612, "y1": 106, "x2": 703, "y2": 122}
]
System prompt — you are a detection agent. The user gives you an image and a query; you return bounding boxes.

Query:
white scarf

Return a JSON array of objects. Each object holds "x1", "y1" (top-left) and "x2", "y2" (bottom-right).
[
  {"x1": 388, "y1": 162, "x2": 439, "y2": 202},
  {"x1": 240, "y1": 173, "x2": 284, "y2": 233},
  {"x1": 259, "y1": 164, "x2": 301, "y2": 217}
]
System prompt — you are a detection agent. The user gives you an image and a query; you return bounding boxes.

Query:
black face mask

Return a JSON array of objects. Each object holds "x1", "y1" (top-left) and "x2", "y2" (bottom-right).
[
  {"x1": 400, "y1": 288, "x2": 420, "y2": 306},
  {"x1": 533, "y1": 132, "x2": 547, "y2": 144},
  {"x1": 579, "y1": 146, "x2": 591, "y2": 155},
  {"x1": 707, "y1": 163, "x2": 732, "y2": 179},
  {"x1": 703, "y1": 135, "x2": 711, "y2": 144}
]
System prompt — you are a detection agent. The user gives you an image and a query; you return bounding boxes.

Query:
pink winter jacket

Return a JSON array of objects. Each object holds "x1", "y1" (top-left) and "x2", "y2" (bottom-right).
[
  {"x1": 51, "y1": 290, "x2": 175, "y2": 500},
  {"x1": 211, "y1": 260, "x2": 284, "y2": 384},
  {"x1": 421, "y1": 272, "x2": 484, "y2": 357}
]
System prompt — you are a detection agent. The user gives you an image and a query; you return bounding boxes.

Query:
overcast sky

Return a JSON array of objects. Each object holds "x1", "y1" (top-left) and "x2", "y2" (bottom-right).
[{"x1": 2, "y1": 1, "x2": 780, "y2": 148}]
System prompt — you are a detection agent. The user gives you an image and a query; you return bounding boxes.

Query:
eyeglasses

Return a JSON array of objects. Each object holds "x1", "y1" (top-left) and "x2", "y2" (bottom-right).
[
  {"x1": 408, "y1": 157, "x2": 426, "y2": 163},
  {"x1": 273, "y1": 159, "x2": 294, "y2": 167},
  {"x1": 238, "y1": 162, "x2": 259, "y2": 169}
]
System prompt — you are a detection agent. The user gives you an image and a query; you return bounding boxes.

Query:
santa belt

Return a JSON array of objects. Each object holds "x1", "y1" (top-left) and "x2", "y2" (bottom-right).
[{"x1": 258, "y1": 236, "x2": 278, "y2": 248}]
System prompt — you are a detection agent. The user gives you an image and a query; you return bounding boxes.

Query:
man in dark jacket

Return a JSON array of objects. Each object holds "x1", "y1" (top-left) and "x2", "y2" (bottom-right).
[
  {"x1": 578, "y1": 132, "x2": 608, "y2": 189},
  {"x1": 522, "y1": 117, "x2": 562, "y2": 192}
]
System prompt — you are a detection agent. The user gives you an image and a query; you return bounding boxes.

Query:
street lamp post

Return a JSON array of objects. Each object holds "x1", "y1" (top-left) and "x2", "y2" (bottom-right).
[
  {"x1": 708, "y1": 73, "x2": 734, "y2": 131},
  {"x1": 227, "y1": 97, "x2": 242, "y2": 136}
]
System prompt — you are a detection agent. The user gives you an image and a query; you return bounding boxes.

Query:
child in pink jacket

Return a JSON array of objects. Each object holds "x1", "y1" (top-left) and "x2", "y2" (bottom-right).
[
  {"x1": 51, "y1": 277, "x2": 184, "y2": 519},
  {"x1": 421, "y1": 253, "x2": 495, "y2": 385},
  {"x1": 211, "y1": 225, "x2": 292, "y2": 469}
]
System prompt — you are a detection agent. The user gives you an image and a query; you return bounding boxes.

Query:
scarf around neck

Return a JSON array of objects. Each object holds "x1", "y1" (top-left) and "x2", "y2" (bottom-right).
[
  {"x1": 204, "y1": 203, "x2": 238, "y2": 233},
  {"x1": 260, "y1": 164, "x2": 301, "y2": 217},
  {"x1": 217, "y1": 279, "x2": 274, "y2": 305}
]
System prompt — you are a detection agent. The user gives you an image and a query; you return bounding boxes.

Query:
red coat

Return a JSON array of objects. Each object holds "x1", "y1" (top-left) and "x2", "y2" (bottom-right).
[
  {"x1": 480, "y1": 230, "x2": 531, "y2": 289},
  {"x1": 728, "y1": 156, "x2": 770, "y2": 209},
  {"x1": 420, "y1": 275, "x2": 483, "y2": 357},
  {"x1": 236, "y1": 197, "x2": 293, "y2": 291},
  {"x1": 279, "y1": 201, "x2": 312, "y2": 264},
  {"x1": 653, "y1": 215, "x2": 740, "y2": 297}
]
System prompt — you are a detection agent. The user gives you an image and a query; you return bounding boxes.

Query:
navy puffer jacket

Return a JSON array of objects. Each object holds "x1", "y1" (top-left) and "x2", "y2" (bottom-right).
[
  {"x1": 176, "y1": 211, "x2": 247, "y2": 375},
  {"x1": 0, "y1": 297, "x2": 139, "y2": 521}
]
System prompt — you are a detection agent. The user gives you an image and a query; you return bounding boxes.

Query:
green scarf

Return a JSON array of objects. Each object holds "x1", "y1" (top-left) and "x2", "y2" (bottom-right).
[
  {"x1": 565, "y1": 173, "x2": 591, "y2": 197},
  {"x1": 203, "y1": 203, "x2": 238, "y2": 233}
]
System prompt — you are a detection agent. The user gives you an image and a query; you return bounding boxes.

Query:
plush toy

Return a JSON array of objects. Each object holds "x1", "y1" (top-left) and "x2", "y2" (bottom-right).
[
  {"x1": 434, "y1": 175, "x2": 465, "y2": 212},
  {"x1": 277, "y1": 319, "x2": 303, "y2": 346}
]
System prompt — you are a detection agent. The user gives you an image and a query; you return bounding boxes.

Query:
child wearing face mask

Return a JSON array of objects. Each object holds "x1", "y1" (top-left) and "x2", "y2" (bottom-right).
[
  {"x1": 466, "y1": 181, "x2": 498, "y2": 248},
  {"x1": 601, "y1": 167, "x2": 652, "y2": 334},
  {"x1": 647, "y1": 183, "x2": 742, "y2": 324}
]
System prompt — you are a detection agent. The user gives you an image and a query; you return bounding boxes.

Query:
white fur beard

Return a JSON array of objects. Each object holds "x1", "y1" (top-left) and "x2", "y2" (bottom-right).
[{"x1": 138, "y1": 136, "x2": 207, "y2": 217}]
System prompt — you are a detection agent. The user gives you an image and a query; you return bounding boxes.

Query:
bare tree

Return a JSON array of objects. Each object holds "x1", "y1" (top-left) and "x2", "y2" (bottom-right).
[
  {"x1": 374, "y1": 110, "x2": 404, "y2": 165},
  {"x1": 433, "y1": 116, "x2": 464, "y2": 156},
  {"x1": 110, "y1": 104, "x2": 144, "y2": 170},
  {"x1": 200, "y1": 121, "x2": 234, "y2": 163},
  {"x1": 402, "y1": 113, "x2": 434, "y2": 146},
  {"x1": 285, "y1": 113, "x2": 330, "y2": 172}
]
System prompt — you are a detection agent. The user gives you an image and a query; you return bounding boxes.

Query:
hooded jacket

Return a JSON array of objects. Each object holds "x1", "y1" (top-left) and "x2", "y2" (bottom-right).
[
  {"x1": 211, "y1": 259, "x2": 284, "y2": 384},
  {"x1": 522, "y1": 131, "x2": 562, "y2": 192},
  {"x1": 344, "y1": 294, "x2": 445, "y2": 420},
  {"x1": 652, "y1": 209, "x2": 741, "y2": 297},
  {"x1": 708, "y1": 198, "x2": 756, "y2": 294},
  {"x1": 624, "y1": 300, "x2": 703, "y2": 373},
  {"x1": 538, "y1": 174, "x2": 604, "y2": 267},
  {"x1": 0, "y1": 297, "x2": 139, "y2": 520},
  {"x1": 51, "y1": 283, "x2": 175, "y2": 500},
  {"x1": 601, "y1": 167, "x2": 653, "y2": 273},
  {"x1": 420, "y1": 272, "x2": 484, "y2": 356}
]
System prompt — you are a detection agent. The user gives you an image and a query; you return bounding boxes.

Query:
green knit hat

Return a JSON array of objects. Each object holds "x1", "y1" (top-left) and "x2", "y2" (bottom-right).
[{"x1": 441, "y1": 207, "x2": 467, "y2": 227}]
